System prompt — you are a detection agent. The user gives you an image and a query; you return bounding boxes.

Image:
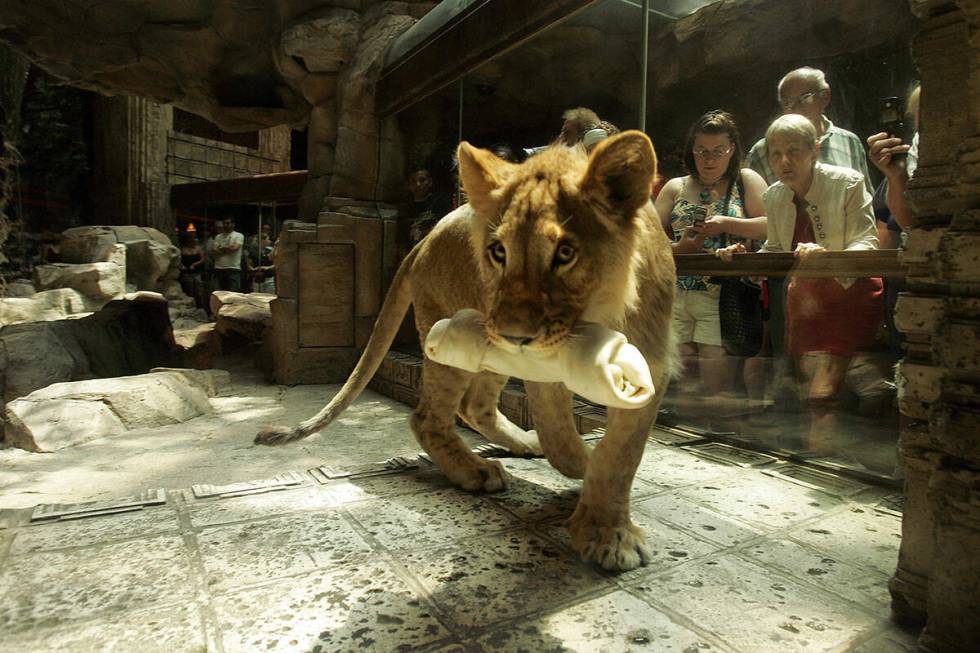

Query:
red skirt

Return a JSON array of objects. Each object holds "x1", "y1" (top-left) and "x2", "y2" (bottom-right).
[{"x1": 786, "y1": 277, "x2": 884, "y2": 357}]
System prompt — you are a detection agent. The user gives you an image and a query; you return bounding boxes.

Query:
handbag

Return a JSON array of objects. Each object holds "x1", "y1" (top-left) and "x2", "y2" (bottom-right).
[
  {"x1": 719, "y1": 276, "x2": 764, "y2": 357},
  {"x1": 712, "y1": 173, "x2": 764, "y2": 358}
]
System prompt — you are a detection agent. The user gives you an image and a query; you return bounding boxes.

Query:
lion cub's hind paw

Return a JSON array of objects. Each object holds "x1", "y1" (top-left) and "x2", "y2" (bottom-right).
[
  {"x1": 573, "y1": 522, "x2": 652, "y2": 572},
  {"x1": 254, "y1": 425, "x2": 301, "y2": 446},
  {"x1": 510, "y1": 429, "x2": 544, "y2": 457}
]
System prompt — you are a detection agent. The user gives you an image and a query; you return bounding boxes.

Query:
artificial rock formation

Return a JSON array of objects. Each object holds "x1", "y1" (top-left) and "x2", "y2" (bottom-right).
[
  {"x1": 4, "y1": 368, "x2": 230, "y2": 452},
  {"x1": 58, "y1": 225, "x2": 181, "y2": 295},
  {"x1": 33, "y1": 243, "x2": 127, "y2": 305},
  {"x1": 0, "y1": 292, "x2": 180, "y2": 417},
  {"x1": 0, "y1": 287, "x2": 98, "y2": 327},
  {"x1": 211, "y1": 290, "x2": 275, "y2": 343}
]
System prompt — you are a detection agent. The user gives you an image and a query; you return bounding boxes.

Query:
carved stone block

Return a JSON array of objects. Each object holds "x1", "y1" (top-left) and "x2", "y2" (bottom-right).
[{"x1": 918, "y1": 465, "x2": 980, "y2": 653}]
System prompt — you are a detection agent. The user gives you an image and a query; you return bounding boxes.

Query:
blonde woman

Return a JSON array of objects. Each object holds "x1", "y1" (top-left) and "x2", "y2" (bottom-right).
[{"x1": 725, "y1": 113, "x2": 882, "y2": 454}]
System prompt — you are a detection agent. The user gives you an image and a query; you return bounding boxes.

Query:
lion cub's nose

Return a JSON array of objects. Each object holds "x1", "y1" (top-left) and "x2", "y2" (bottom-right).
[{"x1": 500, "y1": 334, "x2": 535, "y2": 347}]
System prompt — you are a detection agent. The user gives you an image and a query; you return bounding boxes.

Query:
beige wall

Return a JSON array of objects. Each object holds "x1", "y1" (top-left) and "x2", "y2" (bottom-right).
[{"x1": 167, "y1": 125, "x2": 291, "y2": 186}]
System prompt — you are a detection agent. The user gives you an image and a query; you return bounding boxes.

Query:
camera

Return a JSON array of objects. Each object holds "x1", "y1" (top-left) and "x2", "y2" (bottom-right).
[{"x1": 878, "y1": 96, "x2": 906, "y2": 160}]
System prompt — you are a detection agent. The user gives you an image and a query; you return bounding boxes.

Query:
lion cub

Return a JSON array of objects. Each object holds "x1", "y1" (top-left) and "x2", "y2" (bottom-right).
[{"x1": 257, "y1": 132, "x2": 676, "y2": 571}]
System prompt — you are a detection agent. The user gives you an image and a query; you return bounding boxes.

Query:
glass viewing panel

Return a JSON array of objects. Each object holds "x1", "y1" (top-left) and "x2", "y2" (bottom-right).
[{"x1": 381, "y1": 0, "x2": 920, "y2": 483}]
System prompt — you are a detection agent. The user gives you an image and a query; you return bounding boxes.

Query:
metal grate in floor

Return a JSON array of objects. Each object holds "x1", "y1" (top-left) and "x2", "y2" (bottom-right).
[
  {"x1": 30, "y1": 488, "x2": 167, "y2": 522},
  {"x1": 191, "y1": 472, "x2": 307, "y2": 499},
  {"x1": 763, "y1": 463, "x2": 868, "y2": 498},
  {"x1": 681, "y1": 442, "x2": 778, "y2": 468},
  {"x1": 649, "y1": 425, "x2": 708, "y2": 446},
  {"x1": 311, "y1": 456, "x2": 427, "y2": 482}
]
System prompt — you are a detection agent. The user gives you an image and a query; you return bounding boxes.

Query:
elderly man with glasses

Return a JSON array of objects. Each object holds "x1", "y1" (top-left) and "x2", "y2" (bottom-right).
[{"x1": 746, "y1": 67, "x2": 871, "y2": 193}]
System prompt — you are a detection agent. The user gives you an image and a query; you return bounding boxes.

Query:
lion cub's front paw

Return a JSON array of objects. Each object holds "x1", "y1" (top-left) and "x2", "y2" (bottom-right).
[{"x1": 568, "y1": 505, "x2": 652, "y2": 571}]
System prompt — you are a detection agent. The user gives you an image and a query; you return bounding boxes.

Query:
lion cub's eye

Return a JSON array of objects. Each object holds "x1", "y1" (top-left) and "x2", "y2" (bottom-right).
[
  {"x1": 488, "y1": 241, "x2": 507, "y2": 264},
  {"x1": 554, "y1": 242, "x2": 577, "y2": 266}
]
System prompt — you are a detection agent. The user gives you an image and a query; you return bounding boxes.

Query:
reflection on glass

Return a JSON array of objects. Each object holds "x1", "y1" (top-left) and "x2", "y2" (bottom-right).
[{"x1": 379, "y1": 0, "x2": 918, "y2": 481}]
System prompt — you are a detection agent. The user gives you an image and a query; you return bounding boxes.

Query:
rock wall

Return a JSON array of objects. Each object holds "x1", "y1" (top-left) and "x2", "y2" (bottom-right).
[
  {"x1": 0, "y1": 293, "x2": 180, "y2": 415},
  {"x1": 887, "y1": 1, "x2": 980, "y2": 652}
]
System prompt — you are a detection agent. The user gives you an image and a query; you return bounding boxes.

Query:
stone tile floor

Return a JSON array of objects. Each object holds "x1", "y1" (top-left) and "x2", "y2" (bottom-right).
[{"x1": 0, "y1": 426, "x2": 920, "y2": 652}]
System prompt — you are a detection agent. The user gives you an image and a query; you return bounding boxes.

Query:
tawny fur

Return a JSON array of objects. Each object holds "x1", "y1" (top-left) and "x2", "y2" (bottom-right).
[{"x1": 256, "y1": 132, "x2": 676, "y2": 571}]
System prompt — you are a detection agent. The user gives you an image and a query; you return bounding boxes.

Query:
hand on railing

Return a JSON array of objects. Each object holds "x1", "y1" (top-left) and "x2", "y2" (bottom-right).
[
  {"x1": 793, "y1": 242, "x2": 826, "y2": 261},
  {"x1": 713, "y1": 242, "x2": 746, "y2": 262}
]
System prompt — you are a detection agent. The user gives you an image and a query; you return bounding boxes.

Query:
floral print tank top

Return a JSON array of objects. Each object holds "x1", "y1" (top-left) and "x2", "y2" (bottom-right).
[{"x1": 668, "y1": 176, "x2": 748, "y2": 291}]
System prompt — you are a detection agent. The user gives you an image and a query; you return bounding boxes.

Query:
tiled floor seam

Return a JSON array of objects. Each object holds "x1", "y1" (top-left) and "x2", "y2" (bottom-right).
[
  {"x1": 173, "y1": 491, "x2": 230, "y2": 653},
  {"x1": 728, "y1": 549, "x2": 891, "y2": 624},
  {"x1": 619, "y1": 583, "x2": 741, "y2": 653},
  {"x1": 380, "y1": 553, "x2": 491, "y2": 649},
  {"x1": 609, "y1": 494, "x2": 897, "y2": 589},
  {"x1": 642, "y1": 480, "x2": 885, "y2": 548},
  {"x1": 432, "y1": 580, "x2": 620, "y2": 643}
]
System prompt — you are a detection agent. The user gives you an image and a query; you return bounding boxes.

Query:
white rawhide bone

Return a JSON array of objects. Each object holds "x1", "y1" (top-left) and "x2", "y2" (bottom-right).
[{"x1": 425, "y1": 309, "x2": 655, "y2": 409}]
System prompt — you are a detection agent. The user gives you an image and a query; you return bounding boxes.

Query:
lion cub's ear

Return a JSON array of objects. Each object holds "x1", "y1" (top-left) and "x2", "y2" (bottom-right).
[
  {"x1": 580, "y1": 131, "x2": 657, "y2": 221},
  {"x1": 457, "y1": 142, "x2": 517, "y2": 216}
]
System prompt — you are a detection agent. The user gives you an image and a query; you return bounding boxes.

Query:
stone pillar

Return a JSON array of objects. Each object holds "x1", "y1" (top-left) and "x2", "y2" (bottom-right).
[
  {"x1": 269, "y1": 209, "x2": 397, "y2": 384},
  {"x1": 92, "y1": 96, "x2": 173, "y2": 235},
  {"x1": 890, "y1": 2, "x2": 980, "y2": 650}
]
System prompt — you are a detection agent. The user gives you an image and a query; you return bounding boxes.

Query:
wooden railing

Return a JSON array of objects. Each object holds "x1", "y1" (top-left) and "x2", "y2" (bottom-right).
[{"x1": 673, "y1": 249, "x2": 905, "y2": 278}]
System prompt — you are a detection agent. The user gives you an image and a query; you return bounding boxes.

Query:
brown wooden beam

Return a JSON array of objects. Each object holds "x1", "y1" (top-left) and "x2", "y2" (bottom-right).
[
  {"x1": 377, "y1": 0, "x2": 599, "y2": 117},
  {"x1": 170, "y1": 171, "x2": 308, "y2": 208},
  {"x1": 674, "y1": 250, "x2": 906, "y2": 278}
]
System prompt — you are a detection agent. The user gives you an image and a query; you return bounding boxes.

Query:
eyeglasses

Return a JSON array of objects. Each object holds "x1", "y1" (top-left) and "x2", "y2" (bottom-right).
[
  {"x1": 779, "y1": 91, "x2": 820, "y2": 110},
  {"x1": 693, "y1": 145, "x2": 733, "y2": 159}
]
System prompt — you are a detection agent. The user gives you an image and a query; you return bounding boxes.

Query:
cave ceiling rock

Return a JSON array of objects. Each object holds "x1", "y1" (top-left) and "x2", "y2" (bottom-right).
[{"x1": 0, "y1": 1, "x2": 423, "y2": 135}]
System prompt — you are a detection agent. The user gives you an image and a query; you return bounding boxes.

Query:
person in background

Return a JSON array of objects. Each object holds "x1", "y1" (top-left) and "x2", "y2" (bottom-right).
[
  {"x1": 178, "y1": 230, "x2": 206, "y2": 308},
  {"x1": 489, "y1": 143, "x2": 519, "y2": 163},
  {"x1": 867, "y1": 83, "x2": 920, "y2": 357},
  {"x1": 558, "y1": 107, "x2": 602, "y2": 146},
  {"x1": 746, "y1": 66, "x2": 872, "y2": 190},
  {"x1": 729, "y1": 114, "x2": 881, "y2": 457},
  {"x1": 397, "y1": 164, "x2": 453, "y2": 257},
  {"x1": 745, "y1": 67, "x2": 873, "y2": 404},
  {"x1": 210, "y1": 216, "x2": 245, "y2": 292},
  {"x1": 653, "y1": 110, "x2": 768, "y2": 398},
  {"x1": 246, "y1": 223, "x2": 276, "y2": 294}
]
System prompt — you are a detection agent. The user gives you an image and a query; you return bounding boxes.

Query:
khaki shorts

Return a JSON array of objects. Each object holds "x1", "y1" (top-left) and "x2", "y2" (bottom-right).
[{"x1": 673, "y1": 286, "x2": 722, "y2": 347}]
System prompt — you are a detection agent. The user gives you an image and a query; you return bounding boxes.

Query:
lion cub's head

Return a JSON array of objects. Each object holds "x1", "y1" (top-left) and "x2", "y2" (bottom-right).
[{"x1": 457, "y1": 131, "x2": 657, "y2": 354}]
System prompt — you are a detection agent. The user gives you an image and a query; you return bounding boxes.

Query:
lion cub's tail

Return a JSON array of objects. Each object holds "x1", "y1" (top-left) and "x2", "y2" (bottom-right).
[{"x1": 254, "y1": 248, "x2": 417, "y2": 446}]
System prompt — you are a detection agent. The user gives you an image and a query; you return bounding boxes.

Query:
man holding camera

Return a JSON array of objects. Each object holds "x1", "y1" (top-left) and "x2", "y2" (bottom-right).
[{"x1": 746, "y1": 67, "x2": 871, "y2": 193}]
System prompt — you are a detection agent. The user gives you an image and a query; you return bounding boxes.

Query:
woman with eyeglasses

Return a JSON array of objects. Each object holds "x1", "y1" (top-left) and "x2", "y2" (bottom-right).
[
  {"x1": 653, "y1": 110, "x2": 768, "y2": 399},
  {"x1": 721, "y1": 113, "x2": 882, "y2": 457}
]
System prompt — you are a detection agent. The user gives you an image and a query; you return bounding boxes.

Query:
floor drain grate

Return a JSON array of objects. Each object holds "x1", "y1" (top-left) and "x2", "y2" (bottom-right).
[
  {"x1": 582, "y1": 428, "x2": 605, "y2": 444},
  {"x1": 192, "y1": 472, "x2": 307, "y2": 499},
  {"x1": 649, "y1": 426, "x2": 707, "y2": 446},
  {"x1": 311, "y1": 456, "x2": 424, "y2": 482},
  {"x1": 681, "y1": 442, "x2": 777, "y2": 467},
  {"x1": 31, "y1": 489, "x2": 167, "y2": 523},
  {"x1": 763, "y1": 463, "x2": 867, "y2": 498}
]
